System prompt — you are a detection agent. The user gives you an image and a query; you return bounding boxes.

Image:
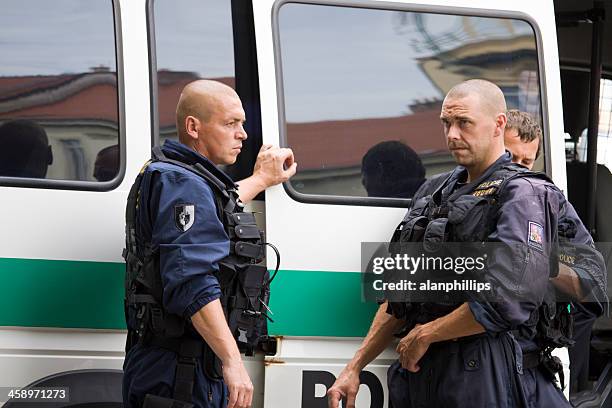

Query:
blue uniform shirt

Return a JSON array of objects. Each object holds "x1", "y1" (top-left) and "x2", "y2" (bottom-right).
[
  {"x1": 134, "y1": 140, "x2": 232, "y2": 318},
  {"x1": 124, "y1": 139, "x2": 233, "y2": 408}
]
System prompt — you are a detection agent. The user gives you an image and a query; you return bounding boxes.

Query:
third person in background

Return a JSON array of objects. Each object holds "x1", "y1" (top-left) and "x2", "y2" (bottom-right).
[{"x1": 505, "y1": 109, "x2": 608, "y2": 394}]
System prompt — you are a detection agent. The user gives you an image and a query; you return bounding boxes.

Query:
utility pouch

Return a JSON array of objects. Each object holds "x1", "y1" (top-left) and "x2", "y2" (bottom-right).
[
  {"x1": 143, "y1": 394, "x2": 194, "y2": 408},
  {"x1": 218, "y1": 262, "x2": 271, "y2": 356},
  {"x1": 423, "y1": 217, "x2": 449, "y2": 252}
]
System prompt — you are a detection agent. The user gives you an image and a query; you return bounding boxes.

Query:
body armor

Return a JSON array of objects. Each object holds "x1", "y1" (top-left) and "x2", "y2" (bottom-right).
[
  {"x1": 387, "y1": 163, "x2": 573, "y2": 388},
  {"x1": 123, "y1": 146, "x2": 275, "y2": 406}
]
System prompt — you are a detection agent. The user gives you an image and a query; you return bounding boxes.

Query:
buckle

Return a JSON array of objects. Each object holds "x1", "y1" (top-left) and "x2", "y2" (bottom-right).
[{"x1": 150, "y1": 307, "x2": 163, "y2": 331}]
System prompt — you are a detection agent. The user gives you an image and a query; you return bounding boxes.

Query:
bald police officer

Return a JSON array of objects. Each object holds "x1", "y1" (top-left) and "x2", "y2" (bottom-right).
[
  {"x1": 123, "y1": 80, "x2": 296, "y2": 408},
  {"x1": 328, "y1": 80, "x2": 570, "y2": 408}
]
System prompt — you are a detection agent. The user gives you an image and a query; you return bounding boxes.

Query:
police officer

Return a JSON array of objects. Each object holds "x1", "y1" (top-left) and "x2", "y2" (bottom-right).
[
  {"x1": 122, "y1": 80, "x2": 296, "y2": 408},
  {"x1": 504, "y1": 109, "x2": 608, "y2": 393},
  {"x1": 328, "y1": 79, "x2": 569, "y2": 407}
]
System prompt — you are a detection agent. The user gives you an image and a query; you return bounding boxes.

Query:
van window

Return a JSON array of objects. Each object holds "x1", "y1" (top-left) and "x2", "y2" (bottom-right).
[
  {"x1": 276, "y1": 3, "x2": 543, "y2": 203},
  {"x1": 150, "y1": 0, "x2": 261, "y2": 182},
  {"x1": 151, "y1": 0, "x2": 235, "y2": 145},
  {"x1": 575, "y1": 78, "x2": 612, "y2": 171},
  {"x1": 0, "y1": 0, "x2": 120, "y2": 185}
]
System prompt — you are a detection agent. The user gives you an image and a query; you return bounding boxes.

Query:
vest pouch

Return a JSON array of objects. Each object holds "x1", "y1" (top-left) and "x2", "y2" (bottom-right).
[
  {"x1": 447, "y1": 195, "x2": 491, "y2": 242},
  {"x1": 216, "y1": 262, "x2": 237, "y2": 290},
  {"x1": 423, "y1": 217, "x2": 449, "y2": 252},
  {"x1": 234, "y1": 241, "x2": 264, "y2": 260},
  {"x1": 225, "y1": 263, "x2": 270, "y2": 356},
  {"x1": 398, "y1": 215, "x2": 429, "y2": 243},
  {"x1": 232, "y1": 224, "x2": 261, "y2": 240},
  {"x1": 230, "y1": 212, "x2": 256, "y2": 226}
]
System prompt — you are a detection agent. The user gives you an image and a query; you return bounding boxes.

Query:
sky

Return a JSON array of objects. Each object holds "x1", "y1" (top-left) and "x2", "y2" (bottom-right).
[{"x1": 0, "y1": 0, "x2": 538, "y2": 123}]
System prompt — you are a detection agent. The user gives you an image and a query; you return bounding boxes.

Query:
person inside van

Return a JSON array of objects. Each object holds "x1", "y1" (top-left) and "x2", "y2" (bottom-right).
[
  {"x1": 93, "y1": 144, "x2": 119, "y2": 182},
  {"x1": 0, "y1": 119, "x2": 53, "y2": 178},
  {"x1": 361, "y1": 140, "x2": 426, "y2": 198}
]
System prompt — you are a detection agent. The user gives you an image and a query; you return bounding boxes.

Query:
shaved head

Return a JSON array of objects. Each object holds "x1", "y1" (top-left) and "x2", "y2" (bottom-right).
[
  {"x1": 176, "y1": 80, "x2": 239, "y2": 142},
  {"x1": 440, "y1": 79, "x2": 507, "y2": 181},
  {"x1": 445, "y1": 79, "x2": 507, "y2": 118}
]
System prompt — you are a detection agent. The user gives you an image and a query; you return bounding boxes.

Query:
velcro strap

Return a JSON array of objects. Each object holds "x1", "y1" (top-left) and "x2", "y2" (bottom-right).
[
  {"x1": 431, "y1": 206, "x2": 449, "y2": 218},
  {"x1": 174, "y1": 357, "x2": 196, "y2": 402},
  {"x1": 233, "y1": 224, "x2": 261, "y2": 239},
  {"x1": 234, "y1": 241, "x2": 263, "y2": 259},
  {"x1": 129, "y1": 294, "x2": 158, "y2": 305}
]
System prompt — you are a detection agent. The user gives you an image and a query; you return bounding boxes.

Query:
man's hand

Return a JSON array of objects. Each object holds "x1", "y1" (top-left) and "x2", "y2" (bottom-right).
[
  {"x1": 236, "y1": 144, "x2": 297, "y2": 203},
  {"x1": 191, "y1": 300, "x2": 253, "y2": 407},
  {"x1": 396, "y1": 324, "x2": 432, "y2": 373},
  {"x1": 223, "y1": 358, "x2": 253, "y2": 408},
  {"x1": 327, "y1": 367, "x2": 361, "y2": 408},
  {"x1": 252, "y1": 144, "x2": 297, "y2": 187}
]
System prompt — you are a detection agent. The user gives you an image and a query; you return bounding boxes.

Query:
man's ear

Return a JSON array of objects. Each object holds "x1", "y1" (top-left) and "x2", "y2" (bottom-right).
[
  {"x1": 495, "y1": 112, "x2": 507, "y2": 138},
  {"x1": 185, "y1": 115, "x2": 200, "y2": 140}
]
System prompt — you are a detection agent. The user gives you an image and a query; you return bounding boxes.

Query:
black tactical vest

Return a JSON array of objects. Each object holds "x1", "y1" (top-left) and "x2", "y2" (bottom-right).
[
  {"x1": 122, "y1": 147, "x2": 276, "y2": 404},
  {"x1": 387, "y1": 164, "x2": 574, "y2": 354}
]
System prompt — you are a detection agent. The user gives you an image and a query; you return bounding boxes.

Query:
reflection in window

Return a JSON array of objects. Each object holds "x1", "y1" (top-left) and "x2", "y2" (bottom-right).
[
  {"x1": 576, "y1": 79, "x2": 612, "y2": 171},
  {"x1": 0, "y1": 0, "x2": 119, "y2": 182},
  {"x1": 153, "y1": 0, "x2": 235, "y2": 144},
  {"x1": 278, "y1": 4, "x2": 541, "y2": 199}
]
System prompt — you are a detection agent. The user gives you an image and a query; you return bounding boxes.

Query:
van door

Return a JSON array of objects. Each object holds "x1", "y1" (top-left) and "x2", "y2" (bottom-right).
[{"x1": 253, "y1": 0, "x2": 565, "y2": 406}]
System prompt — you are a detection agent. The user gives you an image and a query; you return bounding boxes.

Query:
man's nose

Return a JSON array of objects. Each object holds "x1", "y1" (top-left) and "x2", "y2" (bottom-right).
[
  {"x1": 447, "y1": 124, "x2": 461, "y2": 140},
  {"x1": 236, "y1": 124, "x2": 248, "y2": 140}
]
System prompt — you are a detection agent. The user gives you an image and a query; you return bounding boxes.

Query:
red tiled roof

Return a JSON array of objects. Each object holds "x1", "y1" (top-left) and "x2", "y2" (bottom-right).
[
  {"x1": 287, "y1": 109, "x2": 447, "y2": 170},
  {"x1": 0, "y1": 72, "x2": 446, "y2": 170}
]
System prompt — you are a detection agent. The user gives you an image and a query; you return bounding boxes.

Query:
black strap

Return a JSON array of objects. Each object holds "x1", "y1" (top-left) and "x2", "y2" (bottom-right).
[
  {"x1": 152, "y1": 146, "x2": 231, "y2": 199},
  {"x1": 148, "y1": 336, "x2": 204, "y2": 403}
]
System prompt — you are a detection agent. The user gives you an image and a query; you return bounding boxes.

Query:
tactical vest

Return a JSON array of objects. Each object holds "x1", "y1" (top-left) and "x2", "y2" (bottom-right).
[
  {"x1": 387, "y1": 163, "x2": 574, "y2": 387},
  {"x1": 123, "y1": 147, "x2": 276, "y2": 406}
]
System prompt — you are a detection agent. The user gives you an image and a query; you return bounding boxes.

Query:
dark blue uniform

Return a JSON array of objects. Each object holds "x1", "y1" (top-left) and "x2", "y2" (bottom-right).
[
  {"x1": 555, "y1": 192, "x2": 607, "y2": 392},
  {"x1": 123, "y1": 140, "x2": 230, "y2": 408},
  {"x1": 387, "y1": 153, "x2": 571, "y2": 407}
]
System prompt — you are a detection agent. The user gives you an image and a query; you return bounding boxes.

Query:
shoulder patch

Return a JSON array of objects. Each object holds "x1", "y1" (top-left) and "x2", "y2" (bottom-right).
[
  {"x1": 528, "y1": 221, "x2": 544, "y2": 250},
  {"x1": 476, "y1": 179, "x2": 503, "y2": 189},
  {"x1": 472, "y1": 179, "x2": 503, "y2": 197},
  {"x1": 175, "y1": 203, "x2": 195, "y2": 232}
]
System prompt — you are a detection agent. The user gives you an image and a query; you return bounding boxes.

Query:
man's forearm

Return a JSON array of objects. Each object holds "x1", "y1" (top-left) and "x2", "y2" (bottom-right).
[
  {"x1": 236, "y1": 175, "x2": 267, "y2": 204},
  {"x1": 191, "y1": 298, "x2": 241, "y2": 364},
  {"x1": 347, "y1": 302, "x2": 404, "y2": 372},
  {"x1": 551, "y1": 263, "x2": 585, "y2": 300},
  {"x1": 423, "y1": 303, "x2": 485, "y2": 344}
]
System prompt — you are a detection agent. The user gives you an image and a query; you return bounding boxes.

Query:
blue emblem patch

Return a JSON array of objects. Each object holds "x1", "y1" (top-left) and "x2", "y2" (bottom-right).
[{"x1": 528, "y1": 221, "x2": 544, "y2": 250}]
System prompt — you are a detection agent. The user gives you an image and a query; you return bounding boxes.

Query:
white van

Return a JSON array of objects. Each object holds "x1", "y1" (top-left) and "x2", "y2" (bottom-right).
[{"x1": 0, "y1": 0, "x2": 610, "y2": 406}]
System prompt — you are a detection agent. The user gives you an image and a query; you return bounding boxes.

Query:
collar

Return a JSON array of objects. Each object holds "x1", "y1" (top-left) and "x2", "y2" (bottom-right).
[
  {"x1": 161, "y1": 139, "x2": 236, "y2": 187},
  {"x1": 447, "y1": 152, "x2": 512, "y2": 201}
]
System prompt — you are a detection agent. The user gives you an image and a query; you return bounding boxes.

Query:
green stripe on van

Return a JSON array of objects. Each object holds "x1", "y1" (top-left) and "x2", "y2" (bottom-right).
[
  {"x1": 268, "y1": 270, "x2": 378, "y2": 337},
  {"x1": 0, "y1": 258, "x2": 378, "y2": 337},
  {"x1": 0, "y1": 257, "x2": 125, "y2": 329}
]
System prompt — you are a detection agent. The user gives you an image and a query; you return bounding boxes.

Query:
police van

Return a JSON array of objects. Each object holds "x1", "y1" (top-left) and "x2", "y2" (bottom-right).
[{"x1": 0, "y1": 0, "x2": 611, "y2": 406}]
